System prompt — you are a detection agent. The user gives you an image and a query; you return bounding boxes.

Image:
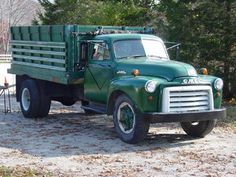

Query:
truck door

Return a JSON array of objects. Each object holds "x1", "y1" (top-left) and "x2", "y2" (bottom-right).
[{"x1": 84, "y1": 41, "x2": 114, "y2": 104}]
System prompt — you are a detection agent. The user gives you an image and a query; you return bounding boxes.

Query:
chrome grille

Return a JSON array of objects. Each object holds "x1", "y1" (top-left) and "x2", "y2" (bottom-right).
[{"x1": 162, "y1": 86, "x2": 214, "y2": 113}]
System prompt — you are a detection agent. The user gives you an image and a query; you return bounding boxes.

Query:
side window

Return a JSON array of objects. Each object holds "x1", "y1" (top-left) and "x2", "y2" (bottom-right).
[{"x1": 92, "y1": 43, "x2": 110, "y2": 61}]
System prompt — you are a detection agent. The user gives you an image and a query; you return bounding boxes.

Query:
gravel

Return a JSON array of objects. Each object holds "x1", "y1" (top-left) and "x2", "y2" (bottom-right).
[{"x1": 0, "y1": 96, "x2": 235, "y2": 177}]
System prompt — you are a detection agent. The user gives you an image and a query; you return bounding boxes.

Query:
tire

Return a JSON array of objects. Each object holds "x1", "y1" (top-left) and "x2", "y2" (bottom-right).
[
  {"x1": 59, "y1": 97, "x2": 76, "y2": 106},
  {"x1": 113, "y1": 94, "x2": 150, "y2": 144},
  {"x1": 20, "y1": 80, "x2": 40, "y2": 118},
  {"x1": 180, "y1": 120, "x2": 216, "y2": 138},
  {"x1": 37, "y1": 91, "x2": 51, "y2": 118}
]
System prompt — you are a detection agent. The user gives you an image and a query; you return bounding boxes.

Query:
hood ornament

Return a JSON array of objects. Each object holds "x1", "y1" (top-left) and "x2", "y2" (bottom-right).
[{"x1": 117, "y1": 70, "x2": 126, "y2": 74}]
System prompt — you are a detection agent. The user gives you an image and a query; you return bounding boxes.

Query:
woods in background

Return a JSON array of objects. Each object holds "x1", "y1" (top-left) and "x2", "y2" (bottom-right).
[{"x1": 15, "y1": 0, "x2": 236, "y2": 98}]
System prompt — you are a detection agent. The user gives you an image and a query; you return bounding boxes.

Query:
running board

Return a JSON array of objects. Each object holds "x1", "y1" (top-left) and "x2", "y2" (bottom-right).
[{"x1": 81, "y1": 104, "x2": 107, "y2": 114}]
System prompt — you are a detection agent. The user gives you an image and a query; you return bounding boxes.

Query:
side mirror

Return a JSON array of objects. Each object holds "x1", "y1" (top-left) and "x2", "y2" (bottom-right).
[{"x1": 165, "y1": 42, "x2": 181, "y2": 60}]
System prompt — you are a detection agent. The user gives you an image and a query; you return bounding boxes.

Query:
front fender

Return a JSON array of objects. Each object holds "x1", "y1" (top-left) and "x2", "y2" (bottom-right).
[
  {"x1": 198, "y1": 75, "x2": 223, "y2": 108},
  {"x1": 108, "y1": 76, "x2": 167, "y2": 112}
]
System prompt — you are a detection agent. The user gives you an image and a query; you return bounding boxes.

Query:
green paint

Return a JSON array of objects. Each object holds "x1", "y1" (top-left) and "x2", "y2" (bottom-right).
[{"x1": 8, "y1": 25, "x2": 224, "y2": 116}]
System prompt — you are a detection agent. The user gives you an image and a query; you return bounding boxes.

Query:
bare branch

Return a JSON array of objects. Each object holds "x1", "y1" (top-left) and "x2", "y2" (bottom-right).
[{"x1": 0, "y1": 0, "x2": 40, "y2": 53}]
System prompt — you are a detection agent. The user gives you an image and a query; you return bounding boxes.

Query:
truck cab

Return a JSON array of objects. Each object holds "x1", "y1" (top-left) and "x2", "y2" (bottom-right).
[{"x1": 8, "y1": 25, "x2": 226, "y2": 143}]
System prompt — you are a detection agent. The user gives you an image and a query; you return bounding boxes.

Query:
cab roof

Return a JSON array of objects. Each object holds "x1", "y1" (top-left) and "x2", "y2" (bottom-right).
[{"x1": 94, "y1": 33, "x2": 162, "y2": 42}]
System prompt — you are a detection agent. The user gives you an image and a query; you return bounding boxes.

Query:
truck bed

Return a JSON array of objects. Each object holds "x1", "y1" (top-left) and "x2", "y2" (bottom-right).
[{"x1": 8, "y1": 25, "x2": 153, "y2": 85}]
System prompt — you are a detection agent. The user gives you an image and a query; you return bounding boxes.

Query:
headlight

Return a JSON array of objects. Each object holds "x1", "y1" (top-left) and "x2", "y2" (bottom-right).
[
  {"x1": 214, "y1": 78, "x2": 223, "y2": 90},
  {"x1": 145, "y1": 80, "x2": 157, "y2": 93}
]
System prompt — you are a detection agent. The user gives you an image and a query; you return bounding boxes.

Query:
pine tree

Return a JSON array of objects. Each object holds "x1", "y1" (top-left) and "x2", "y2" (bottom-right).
[{"x1": 158, "y1": 0, "x2": 236, "y2": 98}]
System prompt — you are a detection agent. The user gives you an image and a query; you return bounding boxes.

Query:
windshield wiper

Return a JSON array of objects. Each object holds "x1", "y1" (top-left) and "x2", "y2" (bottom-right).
[
  {"x1": 128, "y1": 55, "x2": 146, "y2": 58},
  {"x1": 116, "y1": 55, "x2": 146, "y2": 59},
  {"x1": 147, "y1": 55, "x2": 168, "y2": 59},
  {"x1": 116, "y1": 56, "x2": 128, "y2": 59}
]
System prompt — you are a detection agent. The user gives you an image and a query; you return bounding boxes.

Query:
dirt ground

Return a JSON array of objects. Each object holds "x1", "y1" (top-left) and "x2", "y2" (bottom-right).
[{"x1": 0, "y1": 96, "x2": 235, "y2": 177}]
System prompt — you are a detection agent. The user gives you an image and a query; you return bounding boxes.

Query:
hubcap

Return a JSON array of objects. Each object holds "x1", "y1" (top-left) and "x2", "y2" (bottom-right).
[
  {"x1": 21, "y1": 88, "x2": 30, "y2": 111},
  {"x1": 117, "y1": 102, "x2": 135, "y2": 134}
]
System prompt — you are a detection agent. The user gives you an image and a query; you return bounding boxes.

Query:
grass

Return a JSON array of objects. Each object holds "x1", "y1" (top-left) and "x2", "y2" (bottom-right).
[
  {"x1": 217, "y1": 105, "x2": 236, "y2": 130},
  {"x1": 0, "y1": 166, "x2": 53, "y2": 177}
]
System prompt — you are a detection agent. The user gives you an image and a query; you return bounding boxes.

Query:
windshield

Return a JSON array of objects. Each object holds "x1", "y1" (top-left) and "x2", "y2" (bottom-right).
[{"x1": 113, "y1": 39, "x2": 169, "y2": 60}]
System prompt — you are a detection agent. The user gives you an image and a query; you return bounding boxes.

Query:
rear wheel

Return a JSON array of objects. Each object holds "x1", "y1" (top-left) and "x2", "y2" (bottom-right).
[
  {"x1": 180, "y1": 120, "x2": 216, "y2": 138},
  {"x1": 113, "y1": 94, "x2": 150, "y2": 144},
  {"x1": 37, "y1": 91, "x2": 51, "y2": 117},
  {"x1": 20, "y1": 80, "x2": 40, "y2": 118},
  {"x1": 20, "y1": 79, "x2": 50, "y2": 118}
]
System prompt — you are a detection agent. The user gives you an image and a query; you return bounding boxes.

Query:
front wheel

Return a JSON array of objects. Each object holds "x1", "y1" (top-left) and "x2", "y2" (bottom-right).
[
  {"x1": 180, "y1": 120, "x2": 216, "y2": 138},
  {"x1": 113, "y1": 94, "x2": 150, "y2": 144}
]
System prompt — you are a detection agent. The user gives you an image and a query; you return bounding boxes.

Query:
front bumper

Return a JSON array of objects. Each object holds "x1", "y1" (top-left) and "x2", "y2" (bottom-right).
[{"x1": 143, "y1": 108, "x2": 226, "y2": 123}]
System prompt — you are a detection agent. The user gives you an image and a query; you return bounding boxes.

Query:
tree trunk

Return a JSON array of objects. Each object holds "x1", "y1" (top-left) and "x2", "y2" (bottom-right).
[{"x1": 223, "y1": 0, "x2": 232, "y2": 99}]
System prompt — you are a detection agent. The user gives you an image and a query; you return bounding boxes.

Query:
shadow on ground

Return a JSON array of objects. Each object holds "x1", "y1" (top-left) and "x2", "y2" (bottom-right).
[{"x1": 0, "y1": 109, "x2": 195, "y2": 158}]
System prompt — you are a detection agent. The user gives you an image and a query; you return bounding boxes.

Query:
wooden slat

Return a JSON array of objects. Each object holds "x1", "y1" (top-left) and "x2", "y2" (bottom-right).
[
  {"x1": 11, "y1": 40, "x2": 65, "y2": 47},
  {"x1": 12, "y1": 48, "x2": 66, "y2": 56},
  {"x1": 12, "y1": 61, "x2": 65, "y2": 71},
  {"x1": 13, "y1": 54, "x2": 65, "y2": 64},
  {"x1": 11, "y1": 43, "x2": 65, "y2": 49}
]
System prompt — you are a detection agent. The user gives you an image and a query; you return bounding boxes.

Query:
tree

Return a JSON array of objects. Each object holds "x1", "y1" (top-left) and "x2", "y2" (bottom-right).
[
  {"x1": 35, "y1": 0, "x2": 78, "y2": 25},
  {"x1": 0, "y1": 0, "x2": 40, "y2": 54},
  {"x1": 35, "y1": 0, "x2": 236, "y2": 97},
  {"x1": 35, "y1": 0, "x2": 159, "y2": 26},
  {"x1": 158, "y1": 0, "x2": 236, "y2": 98}
]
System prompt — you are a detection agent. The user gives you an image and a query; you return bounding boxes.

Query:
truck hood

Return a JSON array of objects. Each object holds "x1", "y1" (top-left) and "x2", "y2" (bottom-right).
[{"x1": 116, "y1": 58, "x2": 197, "y2": 81}]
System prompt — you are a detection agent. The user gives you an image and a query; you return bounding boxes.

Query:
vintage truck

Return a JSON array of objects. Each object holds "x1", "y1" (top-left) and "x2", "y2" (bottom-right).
[{"x1": 8, "y1": 25, "x2": 226, "y2": 143}]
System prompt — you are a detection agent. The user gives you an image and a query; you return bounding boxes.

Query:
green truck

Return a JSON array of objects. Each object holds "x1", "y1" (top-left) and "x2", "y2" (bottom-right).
[{"x1": 8, "y1": 25, "x2": 226, "y2": 143}]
